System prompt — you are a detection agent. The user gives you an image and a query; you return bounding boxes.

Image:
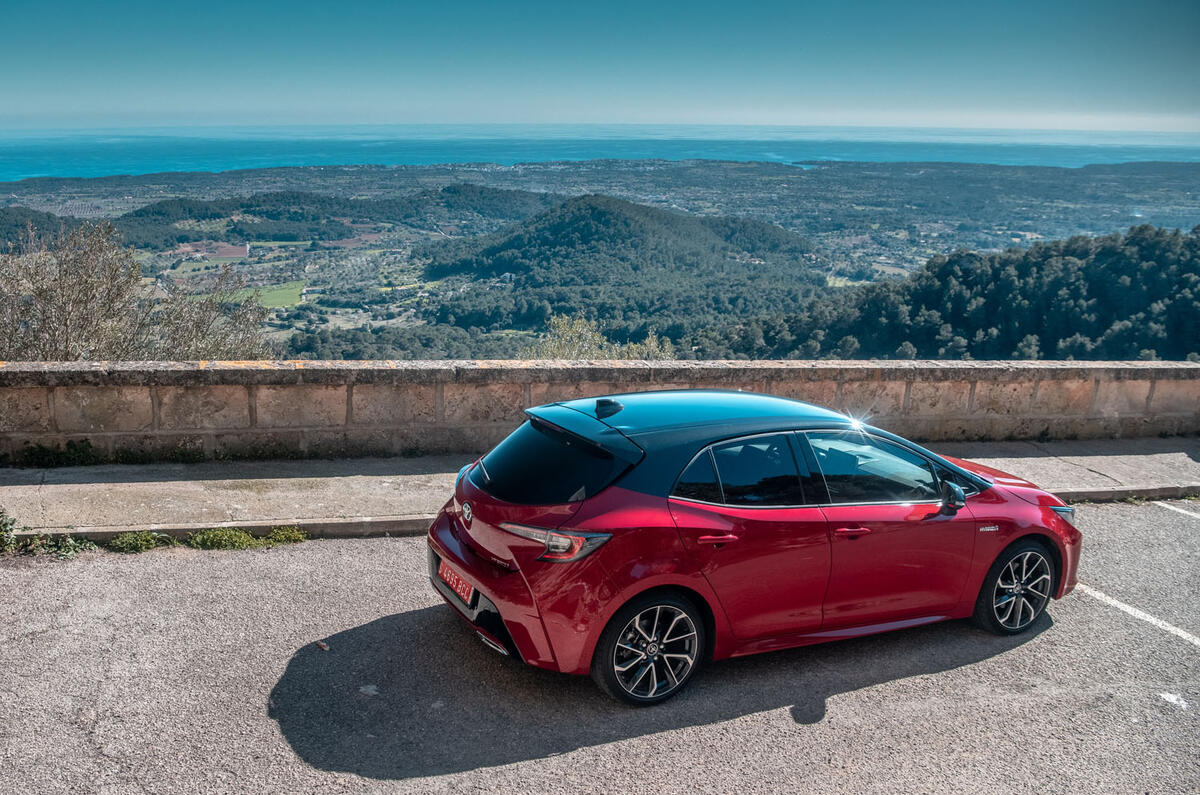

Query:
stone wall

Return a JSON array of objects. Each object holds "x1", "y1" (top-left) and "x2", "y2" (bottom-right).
[{"x1": 0, "y1": 361, "x2": 1197, "y2": 463}]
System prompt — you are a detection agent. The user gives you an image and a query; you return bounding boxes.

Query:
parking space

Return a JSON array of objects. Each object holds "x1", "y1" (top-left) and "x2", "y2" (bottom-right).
[{"x1": 1, "y1": 502, "x2": 1197, "y2": 793}]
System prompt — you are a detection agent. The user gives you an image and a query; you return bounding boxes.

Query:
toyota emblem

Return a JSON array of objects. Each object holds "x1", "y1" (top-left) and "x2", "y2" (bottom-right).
[{"x1": 461, "y1": 501, "x2": 473, "y2": 526}]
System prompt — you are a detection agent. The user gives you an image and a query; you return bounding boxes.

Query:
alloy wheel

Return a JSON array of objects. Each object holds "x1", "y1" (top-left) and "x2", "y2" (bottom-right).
[
  {"x1": 992, "y1": 550, "x2": 1051, "y2": 631},
  {"x1": 612, "y1": 604, "x2": 699, "y2": 699}
]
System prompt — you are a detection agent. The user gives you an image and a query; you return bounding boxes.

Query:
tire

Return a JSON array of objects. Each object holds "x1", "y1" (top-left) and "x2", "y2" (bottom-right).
[
  {"x1": 590, "y1": 591, "x2": 706, "y2": 706},
  {"x1": 973, "y1": 539, "x2": 1056, "y2": 635}
]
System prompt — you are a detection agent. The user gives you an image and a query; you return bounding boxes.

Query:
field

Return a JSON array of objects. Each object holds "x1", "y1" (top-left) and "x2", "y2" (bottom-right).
[{"x1": 245, "y1": 280, "x2": 306, "y2": 308}]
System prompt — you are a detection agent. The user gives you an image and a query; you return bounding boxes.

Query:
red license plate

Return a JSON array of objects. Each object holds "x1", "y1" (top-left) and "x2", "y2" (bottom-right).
[{"x1": 438, "y1": 559, "x2": 475, "y2": 605}]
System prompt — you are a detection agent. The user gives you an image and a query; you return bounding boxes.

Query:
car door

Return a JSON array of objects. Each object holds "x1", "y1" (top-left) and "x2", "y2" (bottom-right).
[
  {"x1": 803, "y1": 430, "x2": 977, "y2": 628},
  {"x1": 669, "y1": 432, "x2": 830, "y2": 640}
]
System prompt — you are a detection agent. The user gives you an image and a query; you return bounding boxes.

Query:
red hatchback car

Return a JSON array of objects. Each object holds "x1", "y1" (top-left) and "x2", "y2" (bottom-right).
[{"x1": 427, "y1": 390, "x2": 1081, "y2": 704}]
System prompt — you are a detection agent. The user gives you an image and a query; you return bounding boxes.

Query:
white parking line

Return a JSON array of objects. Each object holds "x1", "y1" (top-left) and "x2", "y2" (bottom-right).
[
  {"x1": 1076, "y1": 583, "x2": 1200, "y2": 649},
  {"x1": 1154, "y1": 500, "x2": 1200, "y2": 520}
]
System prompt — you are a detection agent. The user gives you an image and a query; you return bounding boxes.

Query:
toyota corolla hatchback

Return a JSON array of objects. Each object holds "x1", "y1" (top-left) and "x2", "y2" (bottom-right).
[{"x1": 427, "y1": 390, "x2": 1081, "y2": 704}]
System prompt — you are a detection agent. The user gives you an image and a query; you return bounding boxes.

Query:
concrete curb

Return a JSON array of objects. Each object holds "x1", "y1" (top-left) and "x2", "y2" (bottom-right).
[
  {"x1": 1053, "y1": 484, "x2": 1200, "y2": 503},
  {"x1": 17, "y1": 515, "x2": 434, "y2": 542},
  {"x1": 14, "y1": 485, "x2": 1199, "y2": 542}
]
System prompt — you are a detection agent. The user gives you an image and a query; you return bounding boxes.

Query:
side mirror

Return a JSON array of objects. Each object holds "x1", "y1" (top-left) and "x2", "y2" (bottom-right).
[{"x1": 941, "y1": 481, "x2": 966, "y2": 514}]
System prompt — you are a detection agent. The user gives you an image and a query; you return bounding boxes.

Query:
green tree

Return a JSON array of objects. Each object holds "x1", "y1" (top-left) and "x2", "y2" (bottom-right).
[{"x1": 521, "y1": 314, "x2": 675, "y2": 360}]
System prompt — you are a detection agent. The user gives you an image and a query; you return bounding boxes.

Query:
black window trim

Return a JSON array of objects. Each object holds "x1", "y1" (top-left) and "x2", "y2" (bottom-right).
[{"x1": 669, "y1": 426, "x2": 984, "y2": 510}]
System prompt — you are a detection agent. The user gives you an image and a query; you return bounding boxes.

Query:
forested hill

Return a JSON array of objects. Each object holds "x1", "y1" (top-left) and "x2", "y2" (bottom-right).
[
  {"x1": 687, "y1": 225, "x2": 1200, "y2": 361},
  {"x1": 420, "y1": 194, "x2": 827, "y2": 338},
  {"x1": 0, "y1": 184, "x2": 562, "y2": 248}
]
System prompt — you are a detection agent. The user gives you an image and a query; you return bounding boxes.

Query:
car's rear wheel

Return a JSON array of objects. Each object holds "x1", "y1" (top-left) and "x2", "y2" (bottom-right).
[
  {"x1": 973, "y1": 540, "x2": 1055, "y2": 634},
  {"x1": 591, "y1": 592, "x2": 705, "y2": 705}
]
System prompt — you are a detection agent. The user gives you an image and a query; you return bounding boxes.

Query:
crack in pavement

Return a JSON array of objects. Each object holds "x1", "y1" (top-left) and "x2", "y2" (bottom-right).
[{"x1": 1029, "y1": 441, "x2": 1125, "y2": 486}]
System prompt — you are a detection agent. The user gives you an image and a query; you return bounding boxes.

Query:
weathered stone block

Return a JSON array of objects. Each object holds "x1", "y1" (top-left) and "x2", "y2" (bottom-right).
[
  {"x1": 971, "y1": 379, "x2": 1036, "y2": 416},
  {"x1": 55, "y1": 386, "x2": 152, "y2": 432},
  {"x1": 529, "y1": 382, "x2": 616, "y2": 406},
  {"x1": 762, "y1": 379, "x2": 838, "y2": 408},
  {"x1": 351, "y1": 384, "x2": 437, "y2": 425},
  {"x1": 212, "y1": 430, "x2": 304, "y2": 459},
  {"x1": 302, "y1": 431, "x2": 349, "y2": 457},
  {"x1": 256, "y1": 385, "x2": 346, "y2": 428},
  {"x1": 1032, "y1": 378, "x2": 1094, "y2": 415},
  {"x1": 0, "y1": 388, "x2": 50, "y2": 432},
  {"x1": 838, "y1": 380, "x2": 906, "y2": 418},
  {"x1": 344, "y1": 428, "x2": 401, "y2": 457},
  {"x1": 1093, "y1": 380, "x2": 1151, "y2": 416},
  {"x1": 1149, "y1": 379, "x2": 1200, "y2": 415},
  {"x1": 908, "y1": 380, "x2": 970, "y2": 415},
  {"x1": 442, "y1": 383, "x2": 527, "y2": 423},
  {"x1": 158, "y1": 386, "x2": 250, "y2": 430}
]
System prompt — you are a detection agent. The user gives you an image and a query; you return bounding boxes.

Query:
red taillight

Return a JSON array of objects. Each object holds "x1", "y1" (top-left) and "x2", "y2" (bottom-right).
[{"x1": 498, "y1": 522, "x2": 610, "y2": 562}]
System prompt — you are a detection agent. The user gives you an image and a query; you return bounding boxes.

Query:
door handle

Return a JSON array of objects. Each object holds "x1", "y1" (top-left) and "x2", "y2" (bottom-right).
[
  {"x1": 697, "y1": 534, "x2": 740, "y2": 545},
  {"x1": 834, "y1": 526, "x2": 872, "y2": 538}
]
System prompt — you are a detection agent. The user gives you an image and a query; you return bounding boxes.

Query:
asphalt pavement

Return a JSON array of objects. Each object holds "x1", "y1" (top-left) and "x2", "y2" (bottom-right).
[{"x1": 1, "y1": 500, "x2": 1197, "y2": 793}]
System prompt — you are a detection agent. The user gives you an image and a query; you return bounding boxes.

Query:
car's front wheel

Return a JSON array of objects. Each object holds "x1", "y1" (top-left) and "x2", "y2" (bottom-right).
[
  {"x1": 973, "y1": 540, "x2": 1056, "y2": 634},
  {"x1": 591, "y1": 592, "x2": 705, "y2": 705}
]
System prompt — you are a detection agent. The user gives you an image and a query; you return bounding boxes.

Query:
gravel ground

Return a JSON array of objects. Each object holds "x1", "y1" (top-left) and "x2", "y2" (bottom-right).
[{"x1": 1, "y1": 501, "x2": 1197, "y2": 793}]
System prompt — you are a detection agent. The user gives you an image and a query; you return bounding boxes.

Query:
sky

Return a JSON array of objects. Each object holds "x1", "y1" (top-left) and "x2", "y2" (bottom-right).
[{"x1": 2, "y1": 0, "x2": 1198, "y2": 131}]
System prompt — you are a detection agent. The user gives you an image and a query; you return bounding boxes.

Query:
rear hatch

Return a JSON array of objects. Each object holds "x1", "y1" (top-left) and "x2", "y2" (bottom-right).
[{"x1": 453, "y1": 404, "x2": 643, "y2": 568}]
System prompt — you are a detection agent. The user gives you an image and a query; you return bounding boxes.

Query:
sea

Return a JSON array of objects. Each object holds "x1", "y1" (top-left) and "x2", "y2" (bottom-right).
[{"x1": 2, "y1": 124, "x2": 1199, "y2": 183}]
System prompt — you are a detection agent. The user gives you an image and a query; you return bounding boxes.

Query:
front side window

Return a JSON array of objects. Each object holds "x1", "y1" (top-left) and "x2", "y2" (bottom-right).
[
  {"x1": 806, "y1": 431, "x2": 939, "y2": 504},
  {"x1": 710, "y1": 433, "x2": 806, "y2": 506}
]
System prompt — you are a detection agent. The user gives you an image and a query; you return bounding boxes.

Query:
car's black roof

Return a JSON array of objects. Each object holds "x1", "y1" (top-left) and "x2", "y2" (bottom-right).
[{"x1": 553, "y1": 389, "x2": 851, "y2": 441}]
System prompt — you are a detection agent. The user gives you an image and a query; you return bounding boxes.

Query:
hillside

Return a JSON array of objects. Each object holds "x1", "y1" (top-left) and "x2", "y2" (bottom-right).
[
  {"x1": 419, "y1": 194, "x2": 828, "y2": 339},
  {"x1": 0, "y1": 184, "x2": 563, "y2": 248},
  {"x1": 687, "y1": 225, "x2": 1200, "y2": 361}
]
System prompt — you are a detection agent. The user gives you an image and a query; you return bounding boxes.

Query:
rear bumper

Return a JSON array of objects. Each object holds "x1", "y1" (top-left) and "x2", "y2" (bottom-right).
[{"x1": 426, "y1": 509, "x2": 560, "y2": 670}]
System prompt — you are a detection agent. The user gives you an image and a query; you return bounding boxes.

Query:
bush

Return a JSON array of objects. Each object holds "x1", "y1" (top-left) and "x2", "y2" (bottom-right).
[
  {"x1": 107, "y1": 531, "x2": 177, "y2": 554},
  {"x1": 186, "y1": 527, "x2": 261, "y2": 550},
  {"x1": 521, "y1": 314, "x2": 675, "y2": 360},
  {"x1": 0, "y1": 508, "x2": 18, "y2": 555},
  {"x1": 265, "y1": 525, "x2": 307, "y2": 545},
  {"x1": 1, "y1": 509, "x2": 97, "y2": 558},
  {"x1": 186, "y1": 525, "x2": 307, "y2": 550}
]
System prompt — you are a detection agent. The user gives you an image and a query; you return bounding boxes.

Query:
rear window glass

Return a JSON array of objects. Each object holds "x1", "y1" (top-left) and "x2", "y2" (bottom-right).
[
  {"x1": 469, "y1": 419, "x2": 625, "y2": 505},
  {"x1": 672, "y1": 451, "x2": 722, "y2": 503}
]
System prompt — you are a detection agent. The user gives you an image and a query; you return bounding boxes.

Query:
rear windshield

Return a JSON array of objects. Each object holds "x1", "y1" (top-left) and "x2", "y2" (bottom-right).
[{"x1": 469, "y1": 419, "x2": 626, "y2": 505}]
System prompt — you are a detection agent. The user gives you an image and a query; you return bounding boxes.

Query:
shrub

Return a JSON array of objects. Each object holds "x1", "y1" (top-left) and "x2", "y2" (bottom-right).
[
  {"x1": 0, "y1": 223, "x2": 268, "y2": 361},
  {"x1": 187, "y1": 527, "x2": 261, "y2": 550},
  {"x1": 1, "y1": 509, "x2": 97, "y2": 558},
  {"x1": 107, "y1": 531, "x2": 177, "y2": 554},
  {"x1": 265, "y1": 526, "x2": 307, "y2": 545},
  {"x1": 0, "y1": 508, "x2": 18, "y2": 555},
  {"x1": 521, "y1": 314, "x2": 675, "y2": 359},
  {"x1": 186, "y1": 525, "x2": 307, "y2": 550}
]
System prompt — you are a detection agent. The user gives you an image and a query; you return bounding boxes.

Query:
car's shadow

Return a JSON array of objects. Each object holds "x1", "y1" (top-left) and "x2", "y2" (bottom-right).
[{"x1": 268, "y1": 604, "x2": 1050, "y2": 780}]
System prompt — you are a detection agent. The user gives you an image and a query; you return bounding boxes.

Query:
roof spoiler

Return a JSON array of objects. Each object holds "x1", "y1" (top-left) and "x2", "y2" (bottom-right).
[{"x1": 526, "y1": 404, "x2": 644, "y2": 466}]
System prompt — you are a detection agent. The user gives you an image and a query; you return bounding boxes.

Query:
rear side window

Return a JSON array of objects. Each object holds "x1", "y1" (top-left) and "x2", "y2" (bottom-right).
[
  {"x1": 672, "y1": 451, "x2": 722, "y2": 503},
  {"x1": 711, "y1": 433, "x2": 806, "y2": 506},
  {"x1": 806, "y1": 431, "x2": 939, "y2": 504},
  {"x1": 470, "y1": 419, "x2": 625, "y2": 505}
]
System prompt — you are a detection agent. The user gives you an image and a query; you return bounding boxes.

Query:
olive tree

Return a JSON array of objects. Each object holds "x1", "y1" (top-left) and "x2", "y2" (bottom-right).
[
  {"x1": 522, "y1": 314, "x2": 675, "y2": 360},
  {"x1": 0, "y1": 224, "x2": 268, "y2": 361}
]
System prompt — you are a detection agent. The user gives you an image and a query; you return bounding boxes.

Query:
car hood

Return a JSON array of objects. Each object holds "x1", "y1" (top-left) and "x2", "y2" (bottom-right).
[
  {"x1": 943, "y1": 455, "x2": 1068, "y2": 508},
  {"x1": 942, "y1": 455, "x2": 1039, "y2": 489}
]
